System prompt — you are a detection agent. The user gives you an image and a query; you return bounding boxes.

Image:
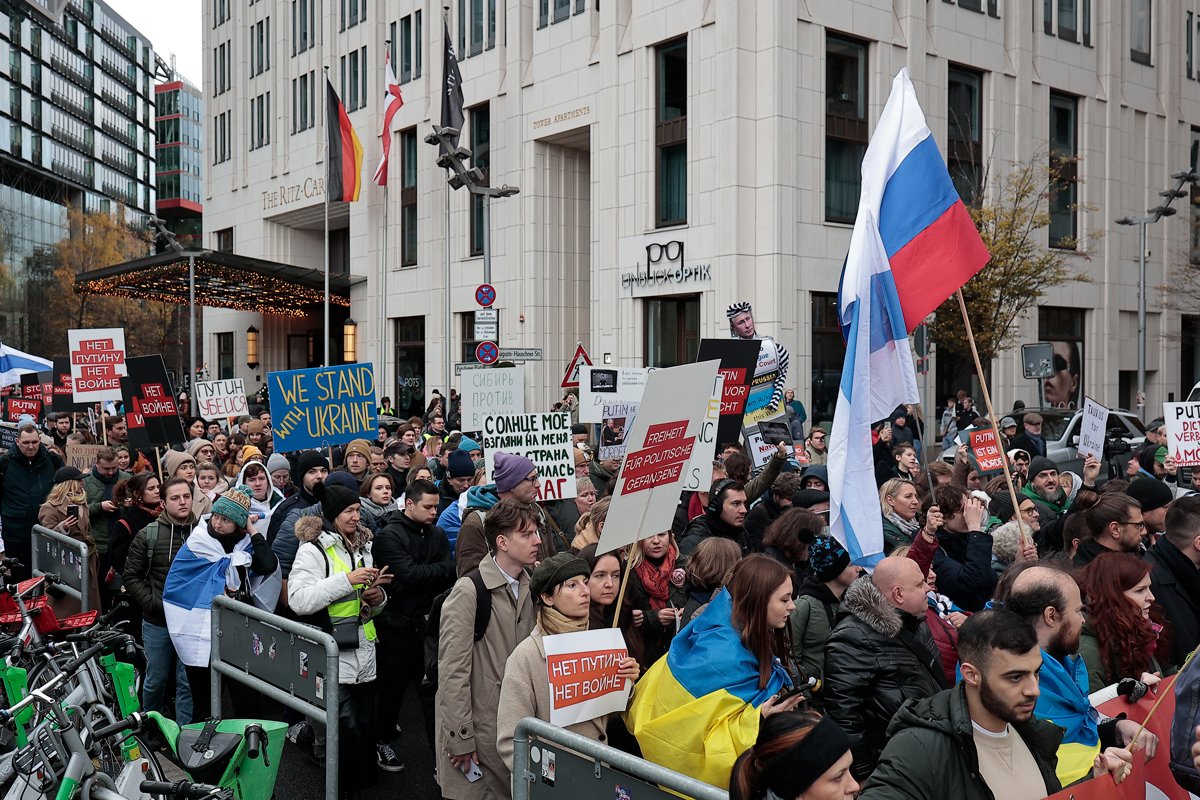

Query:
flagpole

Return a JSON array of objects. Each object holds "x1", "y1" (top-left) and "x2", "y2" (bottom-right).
[
  {"x1": 442, "y1": 6, "x2": 454, "y2": 422},
  {"x1": 323, "y1": 65, "x2": 331, "y2": 368},
  {"x1": 955, "y1": 289, "x2": 1027, "y2": 549},
  {"x1": 379, "y1": 40, "x2": 391, "y2": 404}
]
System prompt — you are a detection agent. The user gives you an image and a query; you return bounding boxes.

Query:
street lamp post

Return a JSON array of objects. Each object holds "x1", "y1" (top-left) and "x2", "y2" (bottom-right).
[{"x1": 1115, "y1": 169, "x2": 1195, "y2": 420}]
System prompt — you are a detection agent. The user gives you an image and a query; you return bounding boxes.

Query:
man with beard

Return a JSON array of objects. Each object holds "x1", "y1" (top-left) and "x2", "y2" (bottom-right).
[
  {"x1": 1006, "y1": 566, "x2": 1151, "y2": 787},
  {"x1": 862, "y1": 609, "x2": 1133, "y2": 799},
  {"x1": 677, "y1": 478, "x2": 749, "y2": 556},
  {"x1": 1072, "y1": 492, "x2": 1145, "y2": 567},
  {"x1": 1022, "y1": 456, "x2": 1068, "y2": 526}
]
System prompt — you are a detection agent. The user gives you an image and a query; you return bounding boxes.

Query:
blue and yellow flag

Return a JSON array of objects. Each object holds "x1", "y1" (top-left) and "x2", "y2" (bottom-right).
[
  {"x1": 1034, "y1": 650, "x2": 1101, "y2": 786},
  {"x1": 624, "y1": 589, "x2": 789, "y2": 789}
]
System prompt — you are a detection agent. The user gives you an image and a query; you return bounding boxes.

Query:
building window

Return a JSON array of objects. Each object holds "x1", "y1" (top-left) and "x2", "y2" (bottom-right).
[
  {"x1": 401, "y1": 128, "x2": 418, "y2": 267},
  {"x1": 947, "y1": 65, "x2": 983, "y2": 205},
  {"x1": 554, "y1": 0, "x2": 570, "y2": 23},
  {"x1": 1048, "y1": 91, "x2": 1078, "y2": 249},
  {"x1": 292, "y1": 0, "x2": 314, "y2": 55},
  {"x1": 1037, "y1": 307, "x2": 1085, "y2": 409},
  {"x1": 1132, "y1": 0, "x2": 1152, "y2": 65},
  {"x1": 341, "y1": 0, "x2": 364, "y2": 29},
  {"x1": 249, "y1": 17, "x2": 270, "y2": 75},
  {"x1": 214, "y1": 227, "x2": 234, "y2": 252},
  {"x1": 470, "y1": 0, "x2": 483, "y2": 55},
  {"x1": 1190, "y1": 11, "x2": 1195, "y2": 80},
  {"x1": 400, "y1": 15, "x2": 413, "y2": 83},
  {"x1": 415, "y1": 10, "x2": 423, "y2": 77},
  {"x1": 1190, "y1": 127, "x2": 1200, "y2": 265},
  {"x1": 1058, "y1": 0, "x2": 1077, "y2": 42},
  {"x1": 249, "y1": 93, "x2": 271, "y2": 150},
  {"x1": 644, "y1": 296, "x2": 700, "y2": 368},
  {"x1": 825, "y1": 34, "x2": 868, "y2": 223},
  {"x1": 216, "y1": 332, "x2": 234, "y2": 379},
  {"x1": 469, "y1": 104, "x2": 490, "y2": 257},
  {"x1": 214, "y1": 41, "x2": 232, "y2": 95},
  {"x1": 539, "y1": 0, "x2": 548, "y2": 28},
  {"x1": 213, "y1": 0, "x2": 230, "y2": 26},
  {"x1": 393, "y1": 317, "x2": 427, "y2": 417},
  {"x1": 291, "y1": 70, "x2": 314, "y2": 133},
  {"x1": 656, "y1": 38, "x2": 687, "y2": 228},
  {"x1": 213, "y1": 111, "x2": 231, "y2": 164},
  {"x1": 811, "y1": 292, "x2": 847, "y2": 430},
  {"x1": 341, "y1": 47, "x2": 366, "y2": 111},
  {"x1": 1044, "y1": 0, "x2": 1090, "y2": 45}
]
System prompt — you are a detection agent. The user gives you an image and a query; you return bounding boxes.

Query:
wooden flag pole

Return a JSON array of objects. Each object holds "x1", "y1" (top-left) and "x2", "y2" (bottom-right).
[
  {"x1": 610, "y1": 560, "x2": 634, "y2": 629},
  {"x1": 954, "y1": 290, "x2": 1030, "y2": 550},
  {"x1": 154, "y1": 447, "x2": 163, "y2": 482},
  {"x1": 1130, "y1": 648, "x2": 1193, "y2": 748}
]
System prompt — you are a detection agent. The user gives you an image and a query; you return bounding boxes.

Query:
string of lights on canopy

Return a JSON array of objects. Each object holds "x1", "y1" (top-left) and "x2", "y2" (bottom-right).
[{"x1": 72, "y1": 250, "x2": 361, "y2": 317}]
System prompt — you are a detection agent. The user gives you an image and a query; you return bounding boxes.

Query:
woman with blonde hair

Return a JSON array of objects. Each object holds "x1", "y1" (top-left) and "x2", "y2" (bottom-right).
[
  {"x1": 37, "y1": 466, "x2": 101, "y2": 613},
  {"x1": 879, "y1": 478, "x2": 929, "y2": 554},
  {"x1": 571, "y1": 495, "x2": 610, "y2": 552}
]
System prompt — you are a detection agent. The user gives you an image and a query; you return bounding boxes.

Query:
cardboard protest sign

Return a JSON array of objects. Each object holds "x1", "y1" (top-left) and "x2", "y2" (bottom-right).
[
  {"x1": 5, "y1": 396, "x2": 41, "y2": 422},
  {"x1": 194, "y1": 378, "x2": 248, "y2": 420},
  {"x1": 955, "y1": 426, "x2": 1005, "y2": 479},
  {"x1": 695, "y1": 340, "x2": 759, "y2": 445},
  {"x1": 460, "y1": 367, "x2": 524, "y2": 432},
  {"x1": 681, "y1": 374, "x2": 724, "y2": 492},
  {"x1": 1164, "y1": 402, "x2": 1200, "y2": 467},
  {"x1": 598, "y1": 401, "x2": 638, "y2": 461},
  {"x1": 50, "y1": 357, "x2": 86, "y2": 413},
  {"x1": 481, "y1": 412, "x2": 575, "y2": 500},
  {"x1": 578, "y1": 367, "x2": 651, "y2": 424},
  {"x1": 1078, "y1": 396, "x2": 1109, "y2": 461},
  {"x1": 66, "y1": 444, "x2": 107, "y2": 472},
  {"x1": 267, "y1": 364, "x2": 376, "y2": 452},
  {"x1": 0, "y1": 422, "x2": 16, "y2": 452},
  {"x1": 542, "y1": 628, "x2": 632, "y2": 727},
  {"x1": 744, "y1": 415, "x2": 793, "y2": 470},
  {"x1": 120, "y1": 356, "x2": 185, "y2": 450},
  {"x1": 598, "y1": 360, "x2": 719, "y2": 555},
  {"x1": 67, "y1": 328, "x2": 127, "y2": 403}
]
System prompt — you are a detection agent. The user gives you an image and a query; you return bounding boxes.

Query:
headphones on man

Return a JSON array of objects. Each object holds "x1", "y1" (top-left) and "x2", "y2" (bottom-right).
[{"x1": 707, "y1": 478, "x2": 740, "y2": 515}]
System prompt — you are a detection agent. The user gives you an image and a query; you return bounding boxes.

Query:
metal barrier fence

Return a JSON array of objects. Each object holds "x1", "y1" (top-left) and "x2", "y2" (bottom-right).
[
  {"x1": 513, "y1": 716, "x2": 728, "y2": 800},
  {"x1": 210, "y1": 596, "x2": 340, "y2": 800},
  {"x1": 31, "y1": 524, "x2": 91, "y2": 612}
]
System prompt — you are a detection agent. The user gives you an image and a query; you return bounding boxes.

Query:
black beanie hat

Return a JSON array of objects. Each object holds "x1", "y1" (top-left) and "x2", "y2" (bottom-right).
[
  {"x1": 315, "y1": 481, "x2": 360, "y2": 522},
  {"x1": 294, "y1": 450, "x2": 328, "y2": 484}
]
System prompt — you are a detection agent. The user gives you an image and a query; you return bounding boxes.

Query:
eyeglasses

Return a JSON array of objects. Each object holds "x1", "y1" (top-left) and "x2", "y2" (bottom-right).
[
  {"x1": 523, "y1": 473, "x2": 540, "y2": 484},
  {"x1": 1119, "y1": 519, "x2": 1147, "y2": 531}
]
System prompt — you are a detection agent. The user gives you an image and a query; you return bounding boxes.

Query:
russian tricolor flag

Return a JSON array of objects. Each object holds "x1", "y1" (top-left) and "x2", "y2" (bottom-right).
[{"x1": 829, "y1": 69, "x2": 990, "y2": 564}]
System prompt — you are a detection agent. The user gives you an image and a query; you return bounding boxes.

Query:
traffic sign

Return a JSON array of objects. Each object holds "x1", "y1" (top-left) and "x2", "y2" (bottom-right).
[
  {"x1": 475, "y1": 284, "x2": 496, "y2": 307},
  {"x1": 473, "y1": 307, "x2": 498, "y2": 340},
  {"x1": 476, "y1": 341, "x2": 499, "y2": 365},
  {"x1": 499, "y1": 348, "x2": 543, "y2": 361},
  {"x1": 454, "y1": 362, "x2": 490, "y2": 375},
  {"x1": 561, "y1": 343, "x2": 593, "y2": 388}
]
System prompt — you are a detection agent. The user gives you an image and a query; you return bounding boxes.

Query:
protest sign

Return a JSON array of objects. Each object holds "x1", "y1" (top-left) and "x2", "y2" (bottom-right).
[
  {"x1": 0, "y1": 422, "x2": 17, "y2": 452},
  {"x1": 578, "y1": 367, "x2": 652, "y2": 423},
  {"x1": 1164, "y1": 402, "x2": 1200, "y2": 468},
  {"x1": 460, "y1": 366, "x2": 525, "y2": 432},
  {"x1": 267, "y1": 363, "x2": 377, "y2": 452},
  {"x1": 1078, "y1": 396, "x2": 1109, "y2": 461},
  {"x1": 681, "y1": 374, "x2": 724, "y2": 492},
  {"x1": 120, "y1": 356, "x2": 185, "y2": 450},
  {"x1": 66, "y1": 444, "x2": 107, "y2": 472},
  {"x1": 542, "y1": 628, "x2": 632, "y2": 727},
  {"x1": 599, "y1": 360, "x2": 719, "y2": 555},
  {"x1": 50, "y1": 357, "x2": 86, "y2": 413},
  {"x1": 744, "y1": 415, "x2": 793, "y2": 470},
  {"x1": 695, "y1": 340, "x2": 760, "y2": 445},
  {"x1": 955, "y1": 426, "x2": 1005, "y2": 479},
  {"x1": 194, "y1": 378, "x2": 248, "y2": 420},
  {"x1": 598, "y1": 401, "x2": 639, "y2": 461},
  {"x1": 481, "y1": 412, "x2": 576, "y2": 501},
  {"x1": 20, "y1": 371, "x2": 51, "y2": 405},
  {"x1": 5, "y1": 396, "x2": 41, "y2": 422},
  {"x1": 67, "y1": 328, "x2": 127, "y2": 403}
]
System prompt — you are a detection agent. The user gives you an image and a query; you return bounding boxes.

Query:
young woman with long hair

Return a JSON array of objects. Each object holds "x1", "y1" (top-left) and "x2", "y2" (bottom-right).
[
  {"x1": 357, "y1": 473, "x2": 399, "y2": 534},
  {"x1": 1077, "y1": 552, "x2": 1167, "y2": 693},
  {"x1": 577, "y1": 543, "x2": 624, "y2": 629},
  {"x1": 38, "y1": 467, "x2": 102, "y2": 613},
  {"x1": 879, "y1": 478, "x2": 926, "y2": 554},
  {"x1": 109, "y1": 472, "x2": 162, "y2": 581},
  {"x1": 626, "y1": 554, "x2": 803, "y2": 789},
  {"x1": 729, "y1": 711, "x2": 857, "y2": 800},
  {"x1": 623, "y1": 530, "x2": 689, "y2": 669}
]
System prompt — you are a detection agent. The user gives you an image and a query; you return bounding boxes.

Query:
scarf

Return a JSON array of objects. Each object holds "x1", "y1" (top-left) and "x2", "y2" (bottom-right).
[
  {"x1": 1022, "y1": 483, "x2": 1068, "y2": 516},
  {"x1": 885, "y1": 512, "x2": 921, "y2": 539},
  {"x1": 358, "y1": 495, "x2": 398, "y2": 520},
  {"x1": 636, "y1": 546, "x2": 677, "y2": 611},
  {"x1": 539, "y1": 606, "x2": 589, "y2": 635},
  {"x1": 1034, "y1": 648, "x2": 1099, "y2": 785}
]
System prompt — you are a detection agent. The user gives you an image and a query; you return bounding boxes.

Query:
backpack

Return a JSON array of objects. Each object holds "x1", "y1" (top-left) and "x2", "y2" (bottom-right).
[
  {"x1": 1170, "y1": 650, "x2": 1200, "y2": 791},
  {"x1": 423, "y1": 569, "x2": 491, "y2": 688}
]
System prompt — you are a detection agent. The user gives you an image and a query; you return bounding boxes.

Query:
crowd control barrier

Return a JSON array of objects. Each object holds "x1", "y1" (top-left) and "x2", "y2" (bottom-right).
[{"x1": 31, "y1": 524, "x2": 91, "y2": 612}]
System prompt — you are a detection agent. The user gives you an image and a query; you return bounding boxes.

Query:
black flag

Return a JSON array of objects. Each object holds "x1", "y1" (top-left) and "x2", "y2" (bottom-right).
[{"x1": 440, "y1": 17, "x2": 465, "y2": 153}]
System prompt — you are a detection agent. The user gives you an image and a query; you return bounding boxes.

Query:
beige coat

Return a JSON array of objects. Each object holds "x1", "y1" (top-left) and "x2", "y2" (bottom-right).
[
  {"x1": 436, "y1": 555, "x2": 534, "y2": 800},
  {"x1": 37, "y1": 499, "x2": 102, "y2": 614},
  {"x1": 496, "y1": 625, "x2": 609, "y2": 776}
]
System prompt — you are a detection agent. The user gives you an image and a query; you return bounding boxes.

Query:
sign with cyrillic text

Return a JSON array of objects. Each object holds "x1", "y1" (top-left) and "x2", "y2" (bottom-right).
[
  {"x1": 67, "y1": 328, "x2": 127, "y2": 403},
  {"x1": 481, "y1": 412, "x2": 575, "y2": 501},
  {"x1": 194, "y1": 378, "x2": 248, "y2": 420},
  {"x1": 543, "y1": 628, "x2": 631, "y2": 727},
  {"x1": 461, "y1": 366, "x2": 524, "y2": 432},
  {"x1": 120, "y1": 355, "x2": 185, "y2": 450},
  {"x1": 267, "y1": 364, "x2": 377, "y2": 451}
]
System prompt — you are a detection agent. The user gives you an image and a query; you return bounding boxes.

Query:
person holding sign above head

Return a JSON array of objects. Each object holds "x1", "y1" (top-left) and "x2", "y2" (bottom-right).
[
  {"x1": 495, "y1": 553, "x2": 639, "y2": 780},
  {"x1": 625, "y1": 555, "x2": 804, "y2": 790}
]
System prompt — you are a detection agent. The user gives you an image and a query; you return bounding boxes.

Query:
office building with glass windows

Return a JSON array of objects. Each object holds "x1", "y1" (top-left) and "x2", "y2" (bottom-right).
[
  {"x1": 201, "y1": 0, "x2": 1197, "y2": 421},
  {"x1": 155, "y1": 78, "x2": 203, "y2": 250},
  {"x1": 0, "y1": 0, "x2": 156, "y2": 352}
]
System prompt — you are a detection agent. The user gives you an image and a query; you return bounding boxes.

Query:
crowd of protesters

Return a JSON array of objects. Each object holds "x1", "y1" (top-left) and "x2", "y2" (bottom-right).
[{"x1": 9, "y1": 384, "x2": 1200, "y2": 800}]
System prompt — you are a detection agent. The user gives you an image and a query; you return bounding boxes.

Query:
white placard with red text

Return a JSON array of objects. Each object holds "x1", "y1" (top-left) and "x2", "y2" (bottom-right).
[
  {"x1": 542, "y1": 628, "x2": 632, "y2": 727},
  {"x1": 481, "y1": 412, "x2": 576, "y2": 501},
  {"x1": 597, "y1": 360, "x2": 719, "y2": 555},
  {"x1": 1165, "y1": 402, "x2": 1200, "y2": 467},
  {"x1": 194, "y1": 378, "x2": 249, "y2": 420},
  {"x1": 67, "y1": 328, "x2": 127, "y2": 403}
]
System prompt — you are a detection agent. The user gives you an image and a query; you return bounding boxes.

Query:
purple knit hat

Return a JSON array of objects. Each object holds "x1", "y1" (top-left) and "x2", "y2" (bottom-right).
[{"x1": 493, "y1": 451, "x2": 537, "y2": 494}]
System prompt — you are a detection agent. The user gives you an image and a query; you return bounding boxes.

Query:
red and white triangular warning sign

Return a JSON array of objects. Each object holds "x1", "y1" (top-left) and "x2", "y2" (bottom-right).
[{"x1": 561, "y1": 343, "x2": 593, "y2": 388}]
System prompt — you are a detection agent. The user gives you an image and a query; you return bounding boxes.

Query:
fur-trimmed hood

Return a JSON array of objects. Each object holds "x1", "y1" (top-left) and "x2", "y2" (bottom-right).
[
  {"x1": 294, "y1": 513, "x2": 373, "y2": 548},
  {"x1": 840, "y1": 573, "x2": 903, "y2": 638}
]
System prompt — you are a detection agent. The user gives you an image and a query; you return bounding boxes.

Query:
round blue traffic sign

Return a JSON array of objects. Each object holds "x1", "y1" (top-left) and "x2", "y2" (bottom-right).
[
  {"x1": 475, "y1": 283, "x2": 496, "y2": 307},
  {"x1": 476, "y1": 341, "x2": 499, "y2": 365}
]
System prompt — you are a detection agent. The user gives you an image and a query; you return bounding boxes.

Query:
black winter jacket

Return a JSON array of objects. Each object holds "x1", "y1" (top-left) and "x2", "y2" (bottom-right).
[
  {"x1": 743, "y1": 494, "x2": 783, "y2": 554},
  {"x1": 373, "y1": 510, "x2": 455, "y2": 636},
  {"x1": 860, "y1": 683, "x2": 1063, "y2": 800},
  {"x1": 823, "y1": 574, "x2": 947, "y2": 781},
  {"x1": 0, "y1": 443, "x2": 63, "y2": 538},
  {"x1": 122, "y1": 511, "x2": 199, "y2": 626},
  {"x1": 932, "y1": 528, "x2": 995, "y2": 612},
  {"x1": 1145, "y1": 538, "x2": 1200, "y2": 669},
  {"x1": 677, "y1": 512, "x2": 745, "y2": 557}
]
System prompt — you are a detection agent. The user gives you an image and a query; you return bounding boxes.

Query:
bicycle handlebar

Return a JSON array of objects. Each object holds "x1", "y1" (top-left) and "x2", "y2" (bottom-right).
[
  {"x1": 139, "y1": 781, "x2": 228, "y2": 800},
  {"x1": 0, "y1": 640, "x2": 107, "y2": 724}
]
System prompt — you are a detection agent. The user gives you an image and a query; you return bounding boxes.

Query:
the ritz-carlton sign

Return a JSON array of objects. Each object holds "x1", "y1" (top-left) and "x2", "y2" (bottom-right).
[{"x1": 262, "y1": 176, "x2": 325, "y2": 210}]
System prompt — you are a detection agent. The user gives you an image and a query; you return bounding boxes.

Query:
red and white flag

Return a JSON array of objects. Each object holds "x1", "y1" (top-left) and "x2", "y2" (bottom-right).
[{"x1": 372, "y1": 49, "x2": 404, "y2": 186}]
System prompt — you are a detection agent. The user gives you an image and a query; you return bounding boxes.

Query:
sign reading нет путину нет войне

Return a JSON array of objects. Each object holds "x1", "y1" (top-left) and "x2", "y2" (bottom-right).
[{"x1": 267, "y1": 364, "x2": 377, "y2": 451}]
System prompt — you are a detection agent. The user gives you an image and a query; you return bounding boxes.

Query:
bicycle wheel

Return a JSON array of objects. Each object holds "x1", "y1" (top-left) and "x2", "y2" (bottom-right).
[{"x1": 96, "y1": 732, "x2": 168, "y2": 783}]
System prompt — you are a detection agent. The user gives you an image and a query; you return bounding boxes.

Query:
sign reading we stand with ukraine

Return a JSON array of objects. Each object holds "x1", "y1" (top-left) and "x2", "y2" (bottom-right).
[{"x1": 268, "y1": 364, "x2": 377, "y2": 451}]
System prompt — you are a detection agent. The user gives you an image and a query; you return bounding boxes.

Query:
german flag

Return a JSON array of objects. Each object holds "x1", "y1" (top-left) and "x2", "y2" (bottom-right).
[{"x1": 325, "y1": 78, "x2": 363, "y2": 202}]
